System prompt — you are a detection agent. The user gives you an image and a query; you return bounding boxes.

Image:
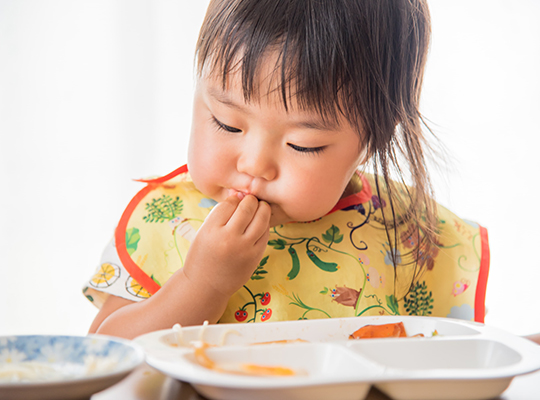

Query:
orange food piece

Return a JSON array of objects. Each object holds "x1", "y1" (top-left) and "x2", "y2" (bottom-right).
[
  {"x1": 241, "y1": 364, "x2": 295, "y2": 376},
  {"x1": 251, "y1": 339, "x2": 308, "y2": 346},
  {"x1": 349, "y1": 322, "x2": 407, "y2": 339},
  {"x1": 193, "y1": 343, "x2": 216, "y2": 369}
]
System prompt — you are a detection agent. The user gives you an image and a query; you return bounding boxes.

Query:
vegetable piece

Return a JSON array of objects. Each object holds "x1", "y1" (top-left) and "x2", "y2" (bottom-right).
[
  {"x1": 241, "y1": 364, "x2": 295, "y2": 376},
  {"x1": 349, "y1": 322, "x2": 408, "y2": 339}
]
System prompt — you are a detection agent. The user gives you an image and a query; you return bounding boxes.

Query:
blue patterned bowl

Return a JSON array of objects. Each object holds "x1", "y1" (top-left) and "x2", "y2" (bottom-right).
[{"x1": 0, "y1": 334, "x2": 145, "y2": 400}]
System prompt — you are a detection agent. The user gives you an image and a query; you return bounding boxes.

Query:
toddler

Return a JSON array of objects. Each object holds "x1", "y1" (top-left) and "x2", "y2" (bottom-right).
[{"x1": 84, "y1": 0, "x2": 489, "y2": 340}]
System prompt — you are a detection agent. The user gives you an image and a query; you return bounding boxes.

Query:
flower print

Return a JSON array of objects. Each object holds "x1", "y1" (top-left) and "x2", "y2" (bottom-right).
[
  {"x1": 384, "y1": 249, "x2": 401, "y2": 267},
  {"x1": 447, "y1": 304, "x2": 474, "y2": 321},
  {"x1": 380, "y1": 273, "x2": 386, "y2": 288},
  {"x1": 0, "y1": 348, "x2": 26, "y2": 363},
  {"x1": 358, "y1": 253, "x2": 370, "y2": 266},
  {"x1": 400, "y1": 224, "x2": 442, "y2": 271},
  {"x1": 371, "y1": 195, "x2": 386, "y2": 210},
  {"x1": 40, "y1": 342, "x2": 72, "y2": 363},
  {"x1": 400, "y1": 224, "x2": 419, "y2": 249},
  {"x1": 343, "y1": 203, "x2": 366, "y2": 215},
  {"x1": 367, "y1": 267, "x2": 382, "y2": 289},
  {"x1": 84, "y1": 354, "x2": 118, "y2": 375},
  {"x1": 452, "y1": 279, "x2": 470, "y2": 297},
  {"x1": 86, "y1": 337, "x2": 110, "y2": 355},
  {"x1": 418, "y1": 245, "x2": 439, "y2": 271}
]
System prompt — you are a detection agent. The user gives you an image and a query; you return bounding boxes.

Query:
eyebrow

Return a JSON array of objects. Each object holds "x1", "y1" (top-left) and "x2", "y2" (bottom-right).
[
  {"x1": 207, "y1": 86, "x2": 249, "y2": 113},
  {"x1": 207, "y1": 86, "x2": 339, "y2": 132}
]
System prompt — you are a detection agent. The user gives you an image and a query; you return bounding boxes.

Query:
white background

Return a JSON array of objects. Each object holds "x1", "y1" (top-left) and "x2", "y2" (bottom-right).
[{"x1": 0, "y1": 1, "x2": 539, "y2": 336}]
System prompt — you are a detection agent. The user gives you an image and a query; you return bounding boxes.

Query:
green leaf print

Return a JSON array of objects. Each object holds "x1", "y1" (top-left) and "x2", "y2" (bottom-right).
[
  {"x1": 320, "y1": 287, "x2": 329, "y2": 295},
  {"x1": 404, "y1": 281, "x2": 434, "y2": 316},
  {"x1": 386, "y1": 294, "x2": 400, "y2": 315},
  {"x1": 268, "y1": 238, "x2": 287, "y2": 250},
  {"x1": 259, "y1": 255, "x2": 269, "y2": 267},
  {"x1": 322, "y1": 225, "x2": 343, "y2": 246},
  {"x1": 143, "y1": 195, "x2": 183, "y2": 223},
  {"x1": 251, "y1": 256, "x2": 269, "y2": 280},
  {"x1": 125, "y1": 227, "x2": 141, "y2": 256}
]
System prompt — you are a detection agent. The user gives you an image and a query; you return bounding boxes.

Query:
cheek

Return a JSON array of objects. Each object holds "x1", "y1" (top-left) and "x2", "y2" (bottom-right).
[
  {"x1": 188, "y1": 126, "x2": 237, "y2": 198},
  {"x1": 280, "y1": 151, "x2": 361, "y2": 219},
  {"x1": 278, "y1": 169, "x2": 342, "y2": 219}
]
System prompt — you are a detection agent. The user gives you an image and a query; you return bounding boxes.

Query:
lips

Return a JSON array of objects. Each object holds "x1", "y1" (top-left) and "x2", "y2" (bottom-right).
[
  {"x1": 227, "y1": 188, "x2": 269, "y2": 203},
  {"x1": 228, "y1": 188, "x2": 250, "y2": 197}
]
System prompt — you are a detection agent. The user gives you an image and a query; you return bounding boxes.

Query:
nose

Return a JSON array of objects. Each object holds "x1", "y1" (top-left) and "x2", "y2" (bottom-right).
[{"x1": 236, "y1": 135, "x2": 278, "y2": 181}]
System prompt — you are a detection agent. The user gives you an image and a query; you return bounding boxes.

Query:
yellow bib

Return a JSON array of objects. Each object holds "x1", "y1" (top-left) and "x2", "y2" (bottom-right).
[{"x1": 88, "y1": 165, "x2": 489, "y2": 324}]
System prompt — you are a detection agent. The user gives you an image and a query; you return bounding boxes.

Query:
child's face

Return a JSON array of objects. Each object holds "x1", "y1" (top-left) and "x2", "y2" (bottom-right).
[{"x1": 188, "y1": 65, "x2": 366, "y2": 227}]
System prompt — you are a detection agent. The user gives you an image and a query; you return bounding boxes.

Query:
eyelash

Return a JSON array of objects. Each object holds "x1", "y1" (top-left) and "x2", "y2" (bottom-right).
[
  {"x1": 211, "y1": 116, "x2": 326, "y2": 155},
  {"x1": 212, "y1": 116, "x2": 242, "y2": 133},
  {"x1": 288, "y1": 143, "x2": 326, "y2": 155}
]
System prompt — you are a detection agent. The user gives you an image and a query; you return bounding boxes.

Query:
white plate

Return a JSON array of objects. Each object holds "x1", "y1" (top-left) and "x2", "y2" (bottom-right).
[
  {"x1": 135, "y1": 316, "x2": 540, "y2": 400},
  {"x1": 0, "y1": 334, "x2": 145, "y2": 400}
]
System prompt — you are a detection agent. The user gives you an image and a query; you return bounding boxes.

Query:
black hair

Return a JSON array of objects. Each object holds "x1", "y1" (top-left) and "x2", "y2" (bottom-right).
[{"x1": 196, "y1": 0, "x2": 437, "y2": 298}]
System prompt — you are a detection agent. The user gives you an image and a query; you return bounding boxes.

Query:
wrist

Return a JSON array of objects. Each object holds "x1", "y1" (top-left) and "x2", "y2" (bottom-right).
[{"x1": 152, "y1": 268, "x2": 231, "y2": 325}]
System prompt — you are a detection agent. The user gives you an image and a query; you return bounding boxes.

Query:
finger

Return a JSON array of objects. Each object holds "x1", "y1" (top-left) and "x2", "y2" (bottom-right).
[
  {"x1": 206, "y1": 194, "x2": 242, "y2": 226},
  {"x1": 254, "y1": 221, "x2": 271, "y2": 248},
  {"x1": 245, "y1": 200, "x2": 271, "y2": 240},
  {"x1": 226, "y1": 194, "x2": 259, "y2": 233}
]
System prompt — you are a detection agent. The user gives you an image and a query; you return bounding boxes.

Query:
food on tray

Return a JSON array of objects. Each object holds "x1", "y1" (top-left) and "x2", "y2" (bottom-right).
[
  {"x1": 251, "y1": 339, "x2": 308, "y2": 346},
  {"x1": 349, "y1": 322, "x2": 426, "y2": 339},
  {"x1": 169, "y1": 321, "x2": 299, "y2": 377},
  {"x1": 192, "y1": 341, "x2": 296, "y2": 376},
  {"x1": 241, "y1": 364, "x2": 295, "y2": 376}
]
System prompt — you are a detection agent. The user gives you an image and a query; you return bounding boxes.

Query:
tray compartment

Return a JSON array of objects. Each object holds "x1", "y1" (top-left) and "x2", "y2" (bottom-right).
[
  {"x1": 184, "y1": 342, "x2": 382, "y2": 380},
  {"x1": 187, "y1": 343, "x2": 377, "y2": 400},
  {"x1": 348, "y1": 339, "x2": 521, "y2": 370}
]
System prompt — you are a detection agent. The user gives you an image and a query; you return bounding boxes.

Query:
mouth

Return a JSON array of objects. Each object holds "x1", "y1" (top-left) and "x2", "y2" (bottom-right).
[
  {"x1": 227, "y1": 188, "x2": 271, "y2": 204},
  {"x1": 228, "y1": 188, "x2": 250, "y2": 197}
]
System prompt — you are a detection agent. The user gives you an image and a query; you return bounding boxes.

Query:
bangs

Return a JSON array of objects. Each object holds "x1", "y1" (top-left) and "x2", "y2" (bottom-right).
[{"x1": 195, "y1": 0, "x2": 360, "y2": 126}]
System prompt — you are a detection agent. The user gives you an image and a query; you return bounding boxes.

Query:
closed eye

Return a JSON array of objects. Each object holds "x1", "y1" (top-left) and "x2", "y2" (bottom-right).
[
  {"x1": 212, "y1": 116, "x2": 242, "y2": 133},
  {"x1": 288, "y1": 143, "x2": 326, "y2": 155}
]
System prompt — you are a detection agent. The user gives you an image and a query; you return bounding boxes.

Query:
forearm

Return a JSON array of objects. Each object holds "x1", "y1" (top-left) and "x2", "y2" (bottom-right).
[{"x1": 95, "y1": 269, "x2": 230, "y2": 340}]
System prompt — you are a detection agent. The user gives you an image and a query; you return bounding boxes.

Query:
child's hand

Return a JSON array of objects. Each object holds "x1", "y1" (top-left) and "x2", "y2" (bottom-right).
[{"x1": 182, "y1": 193, "x2": 271, "y2": 297}]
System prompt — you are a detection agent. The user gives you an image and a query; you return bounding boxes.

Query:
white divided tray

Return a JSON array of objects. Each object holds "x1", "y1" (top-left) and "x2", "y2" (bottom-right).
[{"x1": 134, "y1": 316, "x2": 540, "y2": 400}]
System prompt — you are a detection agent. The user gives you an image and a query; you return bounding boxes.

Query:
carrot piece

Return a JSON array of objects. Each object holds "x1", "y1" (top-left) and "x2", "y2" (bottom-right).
[{"x1": 349, "y1": 322, "x2": 407, "y2": 339}]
